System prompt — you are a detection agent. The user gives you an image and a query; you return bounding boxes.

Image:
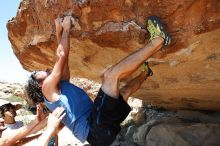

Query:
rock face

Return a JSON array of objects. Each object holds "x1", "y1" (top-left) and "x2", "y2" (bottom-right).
[
  {"x1": 146, "y1": 124, "x2": 220, "y2": 146},
  {"x1": 112, "y1": 103, "x2": 220, "y2": 146},
  {"x1": 7, "y1": 0, "x2": 220, "y2": 110}
]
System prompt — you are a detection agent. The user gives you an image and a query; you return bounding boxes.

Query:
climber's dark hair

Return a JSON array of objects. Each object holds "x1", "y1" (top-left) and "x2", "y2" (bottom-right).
[{"x1": 25, "y1": 71, "x2": 44, "y2": 104}]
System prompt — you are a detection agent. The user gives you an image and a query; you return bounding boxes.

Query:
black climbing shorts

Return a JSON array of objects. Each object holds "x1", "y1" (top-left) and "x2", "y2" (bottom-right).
[{"x1": 87, "y1": 89, "x2": 131, "y2": 146}]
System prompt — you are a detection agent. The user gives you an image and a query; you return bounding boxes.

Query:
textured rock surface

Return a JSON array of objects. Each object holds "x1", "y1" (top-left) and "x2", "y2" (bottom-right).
[
  {"x1": 7, "y1": 0, "x2": 220, "y2": 110},
  {"x1": 146, "y1": 124, "x2": 220, "y2": 146},
  {"x1": 112, "y1": 107, "x2": 220, "y2": 146}
]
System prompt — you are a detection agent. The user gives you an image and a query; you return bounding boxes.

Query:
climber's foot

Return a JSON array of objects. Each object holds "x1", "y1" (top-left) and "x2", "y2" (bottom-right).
[
  {"x1": 141, "y1": 62, "x2": 153, "y2": 79},
  {"x1": 147, "y1": 16, "x2": 171, "y2": 48}
]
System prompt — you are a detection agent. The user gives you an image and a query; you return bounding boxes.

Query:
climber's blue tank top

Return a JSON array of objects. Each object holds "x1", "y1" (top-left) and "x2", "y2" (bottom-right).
[{"x1": 44, "y1": 80, "x2": 93, "y2": 142}]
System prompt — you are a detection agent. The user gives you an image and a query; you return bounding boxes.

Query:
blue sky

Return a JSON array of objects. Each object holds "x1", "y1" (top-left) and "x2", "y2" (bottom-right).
[{"x1": 0, "y1": 1, "x2": 30, "y2": 83}]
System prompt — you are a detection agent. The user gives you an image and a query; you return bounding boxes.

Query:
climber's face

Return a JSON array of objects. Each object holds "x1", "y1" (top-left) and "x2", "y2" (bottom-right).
[{"x1": 35, "y1": 69, "x2": 51, "y2": 83}]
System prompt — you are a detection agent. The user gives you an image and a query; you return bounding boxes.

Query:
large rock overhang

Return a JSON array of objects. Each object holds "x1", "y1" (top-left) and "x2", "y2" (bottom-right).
[{"x1": 7, "y1": 0, "x2": 220, "y2": 110}]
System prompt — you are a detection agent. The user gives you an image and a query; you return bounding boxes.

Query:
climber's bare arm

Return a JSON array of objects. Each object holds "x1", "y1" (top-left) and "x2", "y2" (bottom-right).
[
  {"x1": 42, "y1": 16, "x2": 71, "y2": 102},
  {"x1": 55, "y1": 18, "x2": 70, "y2": 81},
  {"x1": 61, "y1": 61, "x2": 70, "y2": 81}
]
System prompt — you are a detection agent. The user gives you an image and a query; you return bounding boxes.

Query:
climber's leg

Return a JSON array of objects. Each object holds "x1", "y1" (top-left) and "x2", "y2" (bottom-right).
[
  {"x1": 101, "y1": 37, "x2": 163, "y2": 98},
  {"x1": 119, "y1": 62, "x2": 153, "y2": 101}
]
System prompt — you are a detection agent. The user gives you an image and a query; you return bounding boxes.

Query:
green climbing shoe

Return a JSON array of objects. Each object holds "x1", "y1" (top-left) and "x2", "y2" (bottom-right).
[
  {"x1": 147, "y1": 16, "x2": 171, "y2": 47},
  {"x1": 141, "y1": 62, "x2": 153, "y2": 77}
]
